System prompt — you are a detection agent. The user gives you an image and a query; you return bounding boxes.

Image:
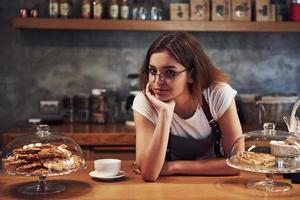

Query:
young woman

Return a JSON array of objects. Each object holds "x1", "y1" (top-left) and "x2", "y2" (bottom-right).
[{"x1": 132, "y1": 32, "x2": 242, "y2": 181}]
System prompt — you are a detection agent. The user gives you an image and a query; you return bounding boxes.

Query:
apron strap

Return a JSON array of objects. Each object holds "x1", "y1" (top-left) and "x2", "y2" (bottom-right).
[{"x1": 201, "y1": 94, "x2": 224, "y2": 158}]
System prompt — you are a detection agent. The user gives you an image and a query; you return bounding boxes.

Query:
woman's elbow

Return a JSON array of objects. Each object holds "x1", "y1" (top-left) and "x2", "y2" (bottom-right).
[{"x1": 141, "y1": 170, "x2": 160, "y2": 182}]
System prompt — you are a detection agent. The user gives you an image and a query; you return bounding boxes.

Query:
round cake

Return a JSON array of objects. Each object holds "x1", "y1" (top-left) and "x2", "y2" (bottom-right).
[{"x1": 270, "y1": 137, "x2": 300, "y2": 157}]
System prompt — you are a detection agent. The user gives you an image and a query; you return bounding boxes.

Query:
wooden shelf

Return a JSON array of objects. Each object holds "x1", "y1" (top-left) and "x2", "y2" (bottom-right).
[{"x1": 12, "y1": 18, "x2": 300, "y2": 32}]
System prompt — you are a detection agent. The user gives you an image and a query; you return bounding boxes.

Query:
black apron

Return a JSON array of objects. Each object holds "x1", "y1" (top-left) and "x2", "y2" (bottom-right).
[{"x1": 165, "y1": 95, "x2": 224, "y2": 161}]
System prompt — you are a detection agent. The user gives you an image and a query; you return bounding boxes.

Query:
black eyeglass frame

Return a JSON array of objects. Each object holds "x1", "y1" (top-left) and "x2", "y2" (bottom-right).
[{"x1": 146, "y1": 68, "x2": 189, "y2": 81}]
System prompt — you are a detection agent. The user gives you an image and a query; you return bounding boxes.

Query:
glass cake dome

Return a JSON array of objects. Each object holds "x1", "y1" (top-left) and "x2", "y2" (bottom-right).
[
  {"x1": 1, "y1": 124, "x2": 86, "y2": 195},
  {"x1": 226, "y1": 123, "x2": 300, "y2": 192}
]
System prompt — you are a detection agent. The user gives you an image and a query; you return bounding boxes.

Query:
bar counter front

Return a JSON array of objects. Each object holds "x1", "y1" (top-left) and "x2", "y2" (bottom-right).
[
  {"x1": 2, "y1": 123, "x2": 137, "y2": 161},
  {"x1": 1, "y1": 123, "x2": 270, "y2": 161},
  {"x1": 1, "y1": 161, "x2": 300, "y2": 200}
]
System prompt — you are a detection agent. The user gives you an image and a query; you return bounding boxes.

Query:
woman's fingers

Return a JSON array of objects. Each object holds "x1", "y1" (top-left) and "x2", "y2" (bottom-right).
[
  {"x1": 145, "y1": 83, "x2": 157, "y2": 102},
  {"x1": 145, "y1": 82, "x2": 151, "y2": 96}
]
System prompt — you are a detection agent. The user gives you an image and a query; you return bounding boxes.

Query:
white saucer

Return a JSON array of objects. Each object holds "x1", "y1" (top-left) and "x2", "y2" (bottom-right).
[{"x1": 89, "y1": 170, "x2": 126, "y2": 180}]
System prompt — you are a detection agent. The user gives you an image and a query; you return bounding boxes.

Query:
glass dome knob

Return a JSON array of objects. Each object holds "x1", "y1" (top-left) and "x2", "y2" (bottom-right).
[
  {"x1": 263, "y1": 123, "x2": 276, "y2": 135},
  {"x1": 36, "y1": 124, "x2": 51, "y2": 137}
]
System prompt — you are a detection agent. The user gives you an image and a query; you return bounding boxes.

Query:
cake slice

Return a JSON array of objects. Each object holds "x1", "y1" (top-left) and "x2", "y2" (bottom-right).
[{"x1": 270, "y1": 138, "x2": 300, "y2": 157}]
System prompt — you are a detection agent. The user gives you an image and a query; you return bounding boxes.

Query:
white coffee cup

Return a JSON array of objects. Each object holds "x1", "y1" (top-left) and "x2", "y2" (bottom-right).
[{"x1": 94, "y1": 159, "x2": 121, "y2": 177}]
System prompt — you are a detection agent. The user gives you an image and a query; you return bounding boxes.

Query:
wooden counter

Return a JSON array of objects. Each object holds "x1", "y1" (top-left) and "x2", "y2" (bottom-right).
[
  {"x1": 2, "y1": 123, "x2": 268, "y2": 146},
  {"x1": 2, "y1": 123, "x2": 136, "y2": 146},
  {"x1": 0, "y1": 161, "x2": 300, "y2": 200},
  {"x1": 1, "y1": 123, "x2": 283, "y2": 160}
]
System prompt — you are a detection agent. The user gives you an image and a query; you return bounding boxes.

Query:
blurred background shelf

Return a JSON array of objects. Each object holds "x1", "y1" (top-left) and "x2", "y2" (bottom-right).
[{"x1": 12, "y1": 18, "x2": 300, "y2": 32}]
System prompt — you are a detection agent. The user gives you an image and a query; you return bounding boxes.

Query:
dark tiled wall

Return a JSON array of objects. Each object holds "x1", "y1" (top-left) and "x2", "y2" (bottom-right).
[{"x1": 1, "y1": 0, "x2": 300, "y2": 142}]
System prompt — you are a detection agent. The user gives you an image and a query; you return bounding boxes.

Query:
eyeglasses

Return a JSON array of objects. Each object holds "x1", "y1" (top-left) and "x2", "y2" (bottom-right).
[{"x1": 147, "y1": 68, "x2": 188, "y2": 81}]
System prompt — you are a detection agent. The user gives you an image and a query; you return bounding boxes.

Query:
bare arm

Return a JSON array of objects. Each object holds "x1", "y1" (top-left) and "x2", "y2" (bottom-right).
[
  {"x1": 135, "y1": 83, "x2": 175, "y2": 181},
  {"x1": 160, "y1": 100, "x2": 242, "y2": 176}
]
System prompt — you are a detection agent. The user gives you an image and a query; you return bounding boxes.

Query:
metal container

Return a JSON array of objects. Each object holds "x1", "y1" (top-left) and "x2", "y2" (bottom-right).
[
  {"x1": 237, "y1": 93, "x2": 299, "y2": 126},
  {"x1": 74, "y1": 93, "x2": 90, "y2": 110},
  {"x1": 291, "y1": 0, "x2": 300, "y2": 21},
  {"x1": 73, "y1": 93, "x2": 90, "y2": 123},
  {"x1": 236, "y1": 94, "x2": 259, "y2": 124},
  {"x1": 257, "y1": 94, "x2": 299, "y2": 125},
  {"x1": 75, "y1": 109, "x2": 90, "y2": 123},
  {"x1": 62, "y1": 95, "x2": 75, "y2": 123},
  {"x1": 90, "y1": 89, "x2": 107, "y2": 124}
]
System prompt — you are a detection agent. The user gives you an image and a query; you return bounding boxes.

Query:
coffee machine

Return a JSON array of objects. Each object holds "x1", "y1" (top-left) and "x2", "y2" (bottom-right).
[{"x1": 125, "y1": 74, "x2": 139, "y2": 126}]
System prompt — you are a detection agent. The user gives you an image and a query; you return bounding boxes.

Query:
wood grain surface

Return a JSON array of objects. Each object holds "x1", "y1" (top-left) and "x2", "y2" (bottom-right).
[
  {"x1": 1, "y1": 161, "x2": 300, "y2": 200},
  {"x1": 2, "y1": 123, "x2": 136, "y2": 147}
]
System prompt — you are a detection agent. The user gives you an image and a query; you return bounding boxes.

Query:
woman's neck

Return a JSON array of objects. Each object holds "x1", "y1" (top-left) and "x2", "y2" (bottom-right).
[{"x1": 174, "y1": 92, "x2": 198, "y2": 119}]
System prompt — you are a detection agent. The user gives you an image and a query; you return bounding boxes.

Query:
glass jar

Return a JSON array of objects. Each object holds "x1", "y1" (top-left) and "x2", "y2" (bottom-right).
[
  {"x1": 131, "y1": 0, "x2": 140, "y2": 20},
  {"x1": 127, "y1": 73, "x2": 139, "y2": 91},
  {"x1": 1, "y1": 124, "x2": 86, "y2": 195},
  {"x1": 109, "y1": 0, "x2": 119, "y2": 19},
  {"x1": 92, "y1": 0, "x2": 103, "y2": 19},
  {"x1": 74, "y1": 93, "x2": 90, "y2": 110},
  {"x1": 150, "y1": 0, "x2": 163, "y2": 20},
  {"x1": 90, "y1": 89, "x2": 108, "y2": 124},
  {"x1": 74, "y1": 93, "x2": 90, "y2": 123},
  {"x1": 82, "y1": 0, "x2": 92, "y2": 18},
  {"x1": 270, "y1": 0, "x2": 288, "y2": 21},
  {"x1": 226, "y1": 123, "x2": 300, "y2": 192},
  {"x1": 62, "y1": 95, "x2": 75, "y2": 123},
  {"x1": 139, "y1": 0, "x2": 148, "y2": 20},
  {"x1": 120, "y1": 0, "x2": 130, "y2": 19},
  {"x1": 49, "y1": 0, "x2": 59, "y2": 18},
  {"x1": 30, "y1": 8, "x2": 39, "y2": 18},
  {"x1": 60, "y1": 0, "x2": 71, "y2": 18},
  {"x1": 19, "y1": 8, "x2": 29, "y2": 18},
  {"x1": 290, "y1": 0, "x2": 300, "y2": 21}
]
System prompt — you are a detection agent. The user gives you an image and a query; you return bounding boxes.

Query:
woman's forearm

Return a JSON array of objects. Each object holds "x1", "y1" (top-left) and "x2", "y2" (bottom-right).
[
  {"x1": 167, "y1": 159, "x2": 240, "y2": 176},
  {"x1": 139, "y1": 109, "x2": 173, "y2": 181}
]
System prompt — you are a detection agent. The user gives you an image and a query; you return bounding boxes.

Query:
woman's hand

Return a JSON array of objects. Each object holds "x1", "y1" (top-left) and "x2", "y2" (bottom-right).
[
  {"x1": 132, "y1": 161, "x2": 173, "y2": 176},
  {"x1": 145, "y1": 82, "x2": 175, "y2": 116}
]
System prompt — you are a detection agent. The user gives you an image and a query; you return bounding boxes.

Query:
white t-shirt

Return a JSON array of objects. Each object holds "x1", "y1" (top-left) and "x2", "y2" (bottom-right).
[{"x1": 132, "y1": 82, "x2": 237, "y2": 140}]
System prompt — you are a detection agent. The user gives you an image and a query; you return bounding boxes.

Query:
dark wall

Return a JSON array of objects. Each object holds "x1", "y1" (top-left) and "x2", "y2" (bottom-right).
[{"x1": 1, "y1": 1, "x2": 300, "y2": 144}]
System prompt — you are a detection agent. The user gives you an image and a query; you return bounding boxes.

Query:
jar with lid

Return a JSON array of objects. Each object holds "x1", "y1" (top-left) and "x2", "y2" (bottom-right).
[
  {"x1": 82, "y1": 0, "x2": 92, "y2": 18},
  {"x1": 74, "y1": 93, "x2": 90, "y2": 123},
  {"x1": 290, "y1": 0, "x2": 300, "y2": 21},
  {"x1": 227, "y1": 122, "x2": 300, "y2": 192},
  {"x1": 138, "y1": 0, "x2": 148, "y2": 20},
  {"x1": 60, "y1": 0, "x2": 71, "y2": 18},
  {"x1": 19, "y1": 8, "x2": 29, "y2": 18},
  {"x1": 131, "y1": 0, "x2": 140, "y2": 19},
  {"x1": 109, "y1": 0, "x2": 119, "y2": 19},
  {"x1": 150, "y1": 0, "x2": 163, "y2": 20},
  {"x1": 90, "y1": 89, "x2": 108, "y2": 124},
  {"x1": 131, "y1": 0, "x2": 149, "y2": 20},
  {"x1": 62, "y1": 95, "x2": 75, "y2": 123},
  {"x1": 128, "y1": 73, "x2": 139, "y2": 91},
  {"x1": 1, "y1": 124, "x2": 86, "y2": 195},
  {"x1": 30, "y1": 8, "x2": 39, "y2": 18},
  {"x1": 49, "y1": 0, "x2": 59, "y2": 18},
  {"x1": 92, "y1": 0, "x2": 103, "y2": 19},
  {"x1": 271, "y1": 0, "x2": 289, "y2": 21},
  {"x1": 120, "y1": 0, "x2": 130, "y2": 19}
]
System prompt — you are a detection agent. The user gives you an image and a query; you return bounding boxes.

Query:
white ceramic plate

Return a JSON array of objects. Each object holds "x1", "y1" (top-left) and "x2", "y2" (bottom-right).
[{"x1": 89, "y1": 170, "x2": 126, "y2": 180}]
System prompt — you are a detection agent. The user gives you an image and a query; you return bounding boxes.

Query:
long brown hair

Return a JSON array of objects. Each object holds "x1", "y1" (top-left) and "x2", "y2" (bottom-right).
[{"x1": 139, "y1": 31, "x2": 229, "y2": 104}]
